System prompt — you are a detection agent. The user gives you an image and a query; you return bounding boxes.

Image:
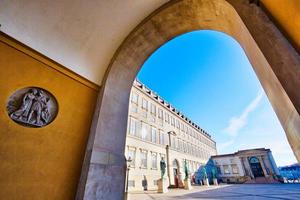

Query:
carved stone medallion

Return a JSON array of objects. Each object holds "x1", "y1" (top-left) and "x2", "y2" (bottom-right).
[{"x1": 7, "y1": 87, "x2": 58, "y2": 127}]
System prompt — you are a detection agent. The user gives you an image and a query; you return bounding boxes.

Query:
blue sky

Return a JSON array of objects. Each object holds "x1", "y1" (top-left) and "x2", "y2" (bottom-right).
[{"x1": 137, "y1": 30, "x2": 297, "y2": 166}]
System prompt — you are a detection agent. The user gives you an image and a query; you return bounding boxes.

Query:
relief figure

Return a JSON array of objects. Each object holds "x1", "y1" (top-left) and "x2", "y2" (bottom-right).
[
  {"x1": 11, "y1": 89, "x2": 37, "y2": 120},
  {"x1": 9, "y1": 88, "x2": 53, "y2": 127}
]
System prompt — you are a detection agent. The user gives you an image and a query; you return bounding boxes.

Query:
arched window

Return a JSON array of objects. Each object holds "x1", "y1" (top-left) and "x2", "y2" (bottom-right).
[{"x1": 249, "y1": 156, "x2": 260, "y2": 164}]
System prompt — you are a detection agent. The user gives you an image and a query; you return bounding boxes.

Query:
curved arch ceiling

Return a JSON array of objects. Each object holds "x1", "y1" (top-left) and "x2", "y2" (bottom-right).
[
  {"x1": 0, "y1": 0, "x2": 298, "y2": 85},
  {"x1": 0, "y1": 0, "x2": 169, "y2": 84}
]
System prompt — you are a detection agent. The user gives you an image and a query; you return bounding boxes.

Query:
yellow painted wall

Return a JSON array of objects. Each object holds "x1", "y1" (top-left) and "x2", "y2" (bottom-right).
[
  {"x1": 0, "y1": 34, "x2": 99, "y2": 200},
  {"x1": 261, "y1": 0, "x2": 300, "y2": 52}
]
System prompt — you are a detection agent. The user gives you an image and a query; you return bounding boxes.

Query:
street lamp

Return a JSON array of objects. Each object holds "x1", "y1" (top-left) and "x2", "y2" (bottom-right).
[
  {"x1": 124, "y1": 156, "x2": 132, "y2": 200},
  {"x1": 166, "y1": 131, "x2": 176, "y2": 186}
]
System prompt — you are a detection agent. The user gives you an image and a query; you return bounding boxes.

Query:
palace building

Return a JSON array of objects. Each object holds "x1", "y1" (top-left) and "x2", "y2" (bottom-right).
[
  {"x1": 125, "y1": 80, "x2": 217, "y2": 191},
  {"x1": 211, "y1": 148, "x2": 280, "y2": 184},
  {"x1": 1, "y1": 1, "x2": 299, "y2": 199}
]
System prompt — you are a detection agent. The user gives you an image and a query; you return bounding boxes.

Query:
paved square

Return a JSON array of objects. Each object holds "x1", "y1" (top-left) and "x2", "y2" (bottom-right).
[{"x1": 128, "y1": 184, "x2": 300, "y2": 200}]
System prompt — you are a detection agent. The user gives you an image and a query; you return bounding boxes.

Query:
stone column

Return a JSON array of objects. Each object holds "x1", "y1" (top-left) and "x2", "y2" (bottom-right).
[
  {"x1": 239, "y1": 157, "x2": 247, "y2": 176},
  {"x1": 258, "y1": 156, "x2": 268, "y2": 177},
  {"x1": 267, "y1": 151, "x2": 280, "y2": 176},
  {"x1": 262, "y1": 155, "x2": 273, "y2": 176},
  {"x1": 166, "y1": 145, "x2": 172, "y2": 186},
  {"x1": 245, "y1": 157, "x2": 254, "y2": 178}
]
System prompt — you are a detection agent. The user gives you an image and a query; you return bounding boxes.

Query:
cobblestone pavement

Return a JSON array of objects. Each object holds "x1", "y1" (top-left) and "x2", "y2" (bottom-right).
[{"x1": 128, "y1": 184, "x2": 300, "y2": 200}]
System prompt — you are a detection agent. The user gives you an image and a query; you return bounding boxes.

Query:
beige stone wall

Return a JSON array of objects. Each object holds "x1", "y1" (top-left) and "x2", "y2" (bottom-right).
[{"x1": 125, "y1": 80, "x2": 216, "y2": 191}]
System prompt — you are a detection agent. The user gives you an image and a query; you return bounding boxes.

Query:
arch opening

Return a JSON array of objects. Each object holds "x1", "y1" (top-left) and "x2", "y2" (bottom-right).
[{"x1": 77, "y1": 0, "x2": 300, "y2": 199}]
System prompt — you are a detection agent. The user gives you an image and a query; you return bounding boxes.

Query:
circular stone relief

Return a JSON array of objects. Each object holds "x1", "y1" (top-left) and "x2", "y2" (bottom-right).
[{"x1": 7, "y1": 87, "x2": 58, "y2": 128}]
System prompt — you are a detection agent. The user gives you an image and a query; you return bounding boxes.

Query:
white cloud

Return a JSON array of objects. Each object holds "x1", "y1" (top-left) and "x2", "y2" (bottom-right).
[
  {"x1": 217, "y1": 139, "x2": 234, "y2": 151},
  {"x1": 224, "y1": 90, "x2": 263, "y2": 137},
  {"x1": 218, "y1": 90, "x2": 263, "y2": 152},
  {"x1": 219, "y1": 92, "x2": 297, "y2": 165}
]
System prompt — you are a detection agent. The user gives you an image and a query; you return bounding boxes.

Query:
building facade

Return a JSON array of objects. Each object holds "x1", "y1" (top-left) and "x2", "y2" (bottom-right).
[
  {"x1": 211, "y1": 148, "x2": 280, "y2": 184},
  {"x1": 125, "y1": 80, "x2": 217, "y2": 191}
]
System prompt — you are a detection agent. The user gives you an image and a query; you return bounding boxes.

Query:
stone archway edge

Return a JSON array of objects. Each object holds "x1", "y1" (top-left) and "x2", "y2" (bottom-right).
[{"x1": 77, "y1": 0, "x2": 300, "y2": 199}]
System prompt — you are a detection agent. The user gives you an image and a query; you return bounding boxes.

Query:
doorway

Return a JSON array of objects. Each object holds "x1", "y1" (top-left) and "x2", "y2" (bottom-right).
[
  {"x1": 249, "y1": 157, "x2": 264, "y2": 177},
  {"x1": 173, "y1": 159, "x2": 180, "y2": 188}
]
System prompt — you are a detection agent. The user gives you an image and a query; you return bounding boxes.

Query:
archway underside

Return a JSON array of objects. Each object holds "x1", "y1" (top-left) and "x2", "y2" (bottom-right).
[{"x1": 77, "y1": 0, "x2": 300, "y2": 199}]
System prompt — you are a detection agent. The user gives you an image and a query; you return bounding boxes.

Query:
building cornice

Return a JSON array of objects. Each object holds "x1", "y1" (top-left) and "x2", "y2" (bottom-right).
[
  {"x1": 133, "y1": 79, "x2": 213, "y2": 141},
  {"x1": 211, "y1": 148, "x2": 271, "y2": 158}
]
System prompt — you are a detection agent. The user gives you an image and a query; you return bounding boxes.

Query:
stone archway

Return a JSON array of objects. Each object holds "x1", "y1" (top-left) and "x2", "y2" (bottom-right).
[
  {"x1": 171, "y1": 159, "x2": 182, "y2": 188},
  {"x1": 77, "y1": 0, "x2": 300, "y2": 199}
]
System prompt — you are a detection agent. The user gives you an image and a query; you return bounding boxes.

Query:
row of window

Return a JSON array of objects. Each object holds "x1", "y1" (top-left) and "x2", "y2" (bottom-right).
[
  {"x1": 127, "y1": 146, "x2": 203, "y2": 175},
  {"x1": 179, "y1": 159, "x2": 202, "y2": 173},
  {"x1": 129, "y1": 117, "x2": 167, "y2": 145},
  {"x1": 127, "y1": 180, "x2": 158, "y2": 188},
  {"x1": 127, "y1": 148, "x2": 165, "y2": 169},
  {"x1": 217, "y1": 164, "x2": 239, "y2": 175},
  {"x1": 170, "y1": 135, "x2": 212, "y2": 160},
  {"x1": 131, "y1": 91, "x2": 215, "y2": 149},
  {"x1": 128, "y1": 117, "x2": 213, "y2": 159}
]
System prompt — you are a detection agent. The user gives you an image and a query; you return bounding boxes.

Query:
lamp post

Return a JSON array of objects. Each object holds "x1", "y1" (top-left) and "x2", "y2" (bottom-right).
[
  {"x1": 124, "y1": 156, "x2": 132, "y2": 200},
  {"x1": 166, "y1": 131, "x2": 176, "y2": 186}
]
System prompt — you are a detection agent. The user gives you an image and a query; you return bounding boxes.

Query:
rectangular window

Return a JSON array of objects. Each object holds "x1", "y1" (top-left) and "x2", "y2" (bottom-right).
[
  {"x1": 140, "y1": 151, "x2": 147, "y2": 168},
  {"x1": 223, "y1": 165, "x2": 230, "y2": 174},
  {"x1": 159, "y1": 130, "x2": 164, "y2": 145},
  {"x1": 127, "y1": 148, "x2": 136, "y2": 167},
  {"x1": 153, "y1": 180, "x2": 158, "y2": 186},
  {"x1": 128, "y1": 180, "x2": 135, "y2": 187},
  {"x1": 165, "y1": 113, "x2": 169, "y2": 123},
  {"x1": 150, "y1": 114, "x2": 156, "y2": 123},
  {"x1": 171, "y1": 116, "x2": 175, "y2": 126},
  {"x1": 142, "y1": 98, "x2": 148, "y2": 110},
  {"x1": 231, "y1": 164, "x2": 239, "y2": 174},
  {"x1": 171, "y1": 137, "x2": 175, "y2": 148},
  {"x1": 129, "y1": 118, "x2": 137, "y2": 136},
  {"x1": 180, "y1": 122, "x2": 184, "y2": 131},
  {"x1": 131, "y1": 92, "x2": 138, "y2": 104},
  {"x1": 183, "y1": 142, "x2": 187, "y2": 152},
  {"x1": 141, "y1": 122, "x2": 149, "y2": 141},
  {"x1": 178, "y1": 140, "x2": 182, "y2": 151},
  {"x1": 176, "y1": 119, "x2": 180, "y2": 129},
  {"x1": 184, "y1": 125, "x2": 188, "y2": 133},
  {"x1": 151, "y1": 153, "x2": 157, "y2": 169},
  {"x1": 176, "y1": 139, "x2": 180, "y2": 150},
  {"x1": 130, "y1": 105, "x2": 138, "y2": 113},
  {"x1": 164, "y1": 134, "x2": 168, "y2": 146},
  {"x1": 158, "y1": 109, "x2": 163, "y2": 119},
  {"x1": 151, "y1": 127, "x2": 157, "y2": 143},
  {"x1": 150, "y1": 103, "x2": 156, "y2": 115}
]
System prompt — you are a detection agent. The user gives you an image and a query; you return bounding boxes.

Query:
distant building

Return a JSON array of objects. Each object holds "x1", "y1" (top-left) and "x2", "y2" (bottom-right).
[
  {"x1": 125, "y1": 80, "x2": 217, "y2": 191},
  {"x1": 211, "y1": 148, "x2": 280, "y2": 184},
  {"x1": 279, "y1": 163, "x2": 300, "y2": 182}
]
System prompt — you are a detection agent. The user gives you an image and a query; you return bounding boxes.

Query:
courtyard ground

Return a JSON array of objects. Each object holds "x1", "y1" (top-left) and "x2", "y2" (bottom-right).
[{"x1": 128, "y1": 184, "x2": 300, "y2": 200}]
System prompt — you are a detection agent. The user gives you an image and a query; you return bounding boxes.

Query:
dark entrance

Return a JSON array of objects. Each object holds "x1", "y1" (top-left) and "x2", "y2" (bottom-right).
[
  {"x1": 172, "y1": 159, "x2": 180, "y2": 188},
  {"x1": 173, "y1": 168, "x2": 178, "y2": 187},
  {"x1": 249, "y1": 157, "x2": 264, "y2": 177}
]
